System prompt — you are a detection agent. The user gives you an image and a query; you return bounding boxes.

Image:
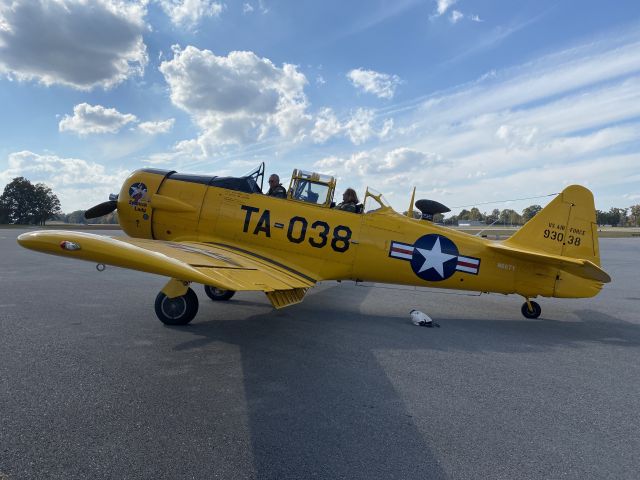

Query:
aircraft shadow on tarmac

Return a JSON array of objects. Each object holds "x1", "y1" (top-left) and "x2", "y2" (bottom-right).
[
  {"x1": 171, "y1": 288, "x2": 447, "y2": 479},
  {"x1": 167, "y1": 284, "x2": 639, "y2": 479}
]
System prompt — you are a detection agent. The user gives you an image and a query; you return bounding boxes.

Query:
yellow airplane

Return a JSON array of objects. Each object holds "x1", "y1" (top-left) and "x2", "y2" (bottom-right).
[{"x1": 17, "y1": 163, "x2": 611, "y2": 325}]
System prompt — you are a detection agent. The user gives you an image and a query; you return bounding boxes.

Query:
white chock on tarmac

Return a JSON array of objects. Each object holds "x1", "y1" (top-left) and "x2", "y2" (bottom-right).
[{"x1": 410, "y1": 309, "x2": 439, "y2": 327}]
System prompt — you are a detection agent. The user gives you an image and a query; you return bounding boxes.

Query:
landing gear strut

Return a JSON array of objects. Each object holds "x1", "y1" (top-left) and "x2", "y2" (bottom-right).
[
  {"x1": 155, "y1": 287, "x2": 199, "y2": 325},
  {"x1": 204, "y1": 285, "x2": 236, "y2": 301},
  {"x1": 521, "y1": 298, "x2": 542, "y2": 319}
]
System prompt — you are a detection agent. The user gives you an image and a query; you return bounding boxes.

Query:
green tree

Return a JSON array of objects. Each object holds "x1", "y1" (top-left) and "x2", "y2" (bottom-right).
[
  {"x1": 630, "y1": 205, "x2": 640, "y2": 227},
  {"x1": 0, "y1": 177, "x2": 61, "y2": 225},
  {"x1": 65, "y1": 210, "x2": 88, "y2": 224},
  {"x1": 522, "y1": 204, "x2": 542, "y2": 222},
  {"x1": 32, "y1": 183, "x2": 62, "y2": 226},
  {"x1": 0, "y1": 200, "x2": 8, "y2": 224},
  {"x1": 432, "y1": 213, "x2": 444, "y2": 223},
  {"x1": 97, "y1": 211, "x2": 119, "y2": 224},
  {"x1": 468, "y1": 207, "x2": 484, "y2": 221},
  {"x1": 485, "y1": 208, "x2": 500, "y2": 225},
  {"x1": 444, "y1": 214, "x2": 458, "y2": 225},
  {"x1": 608, "y1": 207, "x2": 628, "y2": 226},
  {"x1": 458, "y1": 209, "x2": 471, "y2": 220},
  {"x1": 1, "y1": 177, "x2": 35, "y2": 224},
  {"x1": 499, "y1": 209, "x2": 521, "y2": 226}
]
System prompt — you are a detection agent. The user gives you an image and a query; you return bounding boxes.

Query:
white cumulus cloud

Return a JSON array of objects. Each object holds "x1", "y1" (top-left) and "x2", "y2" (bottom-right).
[
  {"x1": 344, "y1": 108, "x2": 388, "y2": 145},
  {"x1": 0, "y1": 0, "x2": 147, "y2": 90},
  {"x1": 310, "y1": 108, "x2": 393, "y2": 145},
  {"x1": 495, "y1": 124, "x2": 539, "y2": 149},
  {"x1": 59, "y1": 103, "x2": 138, "y2": 135},
  {"x1": 434, "y1": 0, "x2": 456, "y2": 16},
  {"x1": 157, "y1": 0, "x2": 224, "y2": 29},
  {"x1": 138, "y1": 118, "x2": 176, "y2": 135},
  {"x1": 159, "y1": 45, "x2": 310, "y2": 151},
  {"x1": 326, "y1": 147, "x2": 441, "y2": 176},
  {"x1": 1, "y1": 151, "x2": 129, "y2": 212},
  {"x1": 311, "y1": 108, "x2": 342, "y2": 144},
  {"x1": 450, "y1": 10, "x2": 463, "y2": 24},
  {"x1": 347, "y1": 68, "x2": 401, "y2": 99}
]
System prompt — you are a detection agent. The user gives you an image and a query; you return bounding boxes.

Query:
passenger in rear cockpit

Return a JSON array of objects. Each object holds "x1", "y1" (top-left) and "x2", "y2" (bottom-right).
[{"x1": 334, "y1": 188, "x2": 359, "y2": 213}]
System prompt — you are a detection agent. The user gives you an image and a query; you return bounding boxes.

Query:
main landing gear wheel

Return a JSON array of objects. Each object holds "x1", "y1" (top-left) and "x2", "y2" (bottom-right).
[
  {"x1": 204, "y1": 285, "x2": 236, "y2": 301},
  {"x1": 521, "y1": 300, "x2": 542, "y2": 319},
  {"x1": 155, "y1": 287, "x2": 199, "y2": 325}
]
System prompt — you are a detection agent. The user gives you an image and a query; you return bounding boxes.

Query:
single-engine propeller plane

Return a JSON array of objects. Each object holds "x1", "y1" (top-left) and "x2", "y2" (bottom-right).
[{"x1": 17, "y1": 163, "x2": 611, "y2": 325}]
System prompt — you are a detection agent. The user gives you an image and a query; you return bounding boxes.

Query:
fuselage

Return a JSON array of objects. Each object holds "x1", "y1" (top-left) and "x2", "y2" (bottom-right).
[{"x1": 118, "y1": 169, "x2": 603, "y2": 299}]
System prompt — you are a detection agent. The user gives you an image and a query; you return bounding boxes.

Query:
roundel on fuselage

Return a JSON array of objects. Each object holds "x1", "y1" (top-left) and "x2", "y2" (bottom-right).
[{"x1": 409, "y1": 234, "x2": 459, "y2": 282}]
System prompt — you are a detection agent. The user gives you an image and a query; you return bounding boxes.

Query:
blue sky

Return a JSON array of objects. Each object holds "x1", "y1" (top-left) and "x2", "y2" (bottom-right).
[{"x1": 1, "y1": 0, "x2": 639, "y2": 215}]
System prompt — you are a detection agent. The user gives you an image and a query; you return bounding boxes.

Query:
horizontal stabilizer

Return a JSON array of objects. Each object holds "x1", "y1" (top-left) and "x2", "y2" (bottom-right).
[{"x1": 489, "y1": 243, "x2": 611, "y2": 283}]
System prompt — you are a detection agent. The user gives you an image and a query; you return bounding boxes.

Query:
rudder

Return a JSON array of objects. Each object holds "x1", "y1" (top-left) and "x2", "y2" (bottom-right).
[{"x1": 503, "y1": 185, "x2": 601, "y2": 267}]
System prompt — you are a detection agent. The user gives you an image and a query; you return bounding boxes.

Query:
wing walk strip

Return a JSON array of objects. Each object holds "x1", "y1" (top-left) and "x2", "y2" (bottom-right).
[
  {"x1": 208, "y1": 242, "x2": 317, "y2": 285},
  {"x1": 203, "y1": 242, "x2": 314, "y2": 308}
]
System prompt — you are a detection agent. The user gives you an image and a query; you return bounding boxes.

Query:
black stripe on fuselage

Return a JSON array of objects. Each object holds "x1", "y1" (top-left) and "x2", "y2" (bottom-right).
[
  {"x1": 154, "y1": 171, "x2": 262, "y2": 194},
  {"x1": 139, "y1": 169, "x2": 216, "y2": 185},
  {"x1": 168, "y1": 173, "x2": 216, "y2": 185},
  {"x1": 209, "y1": 242, "x2": 317, "y2": 284},
  {"x1": 140, "y1": 168, "x2": 176, "y2": 176}
]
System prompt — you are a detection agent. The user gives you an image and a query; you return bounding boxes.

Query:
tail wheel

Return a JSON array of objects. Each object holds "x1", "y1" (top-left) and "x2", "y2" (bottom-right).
[
  {"x1": 204, "y1": 285, "x2": 236, "y2": 301},
  {"x1": 521, "y1": 300, "x2": 542, "y2": 319},
  {"x1": 155, "y1": 288, "x2": 199, "y2": 325}
]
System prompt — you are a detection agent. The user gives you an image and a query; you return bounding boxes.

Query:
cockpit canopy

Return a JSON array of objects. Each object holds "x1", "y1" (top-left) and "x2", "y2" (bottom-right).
[
  {"x1": 288, "y1": 169, "x2": 336, "y2": 207},
  {"x1": 171, "y1": 161, "x2": 391, "y2": 213}
]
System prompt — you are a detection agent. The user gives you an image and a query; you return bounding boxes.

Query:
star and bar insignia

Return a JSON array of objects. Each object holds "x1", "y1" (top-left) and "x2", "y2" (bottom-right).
[{"x1": 389, "y1": 234, "x2": 480, "y2": 282}]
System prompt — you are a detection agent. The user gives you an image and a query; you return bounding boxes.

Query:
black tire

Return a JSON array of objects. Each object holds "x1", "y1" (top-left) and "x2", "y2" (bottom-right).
[
  {"x1": 521, "y1": 301, "x2": 542, "y2": 319},
  {"x1": 204, "y1": 285, "x2": 235, "y2": 301},
  {"x1": 155, "y1": 288, "x2": 199, "y2": 325}
]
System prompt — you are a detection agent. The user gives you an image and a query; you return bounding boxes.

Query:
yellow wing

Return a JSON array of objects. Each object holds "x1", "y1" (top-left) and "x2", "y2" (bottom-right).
[{"x1": 17, "y1": 231, "x2": 315, "y2": 308}]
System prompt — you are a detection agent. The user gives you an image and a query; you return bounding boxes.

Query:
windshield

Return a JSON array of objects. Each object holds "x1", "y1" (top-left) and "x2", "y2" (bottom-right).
[
  {"x1": 363, "y1": 187, "x2": 392, "y2": 213},
  {"x1": 292, "y1": 179, "x2": 330, "y2": 205},
  {"x1": 241, "y1": 162, "x2": 265, "y2": 191}
]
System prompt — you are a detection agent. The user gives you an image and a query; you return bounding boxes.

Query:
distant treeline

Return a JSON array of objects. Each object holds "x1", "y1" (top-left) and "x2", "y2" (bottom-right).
[
  {"x1": 3, "y1": 176, "x2": 639, "y2": 227},
  {"x1": 55, "y1": 210, "x2": 119, "y2": 225},
  {"x1": 433, "y1": 205, "x2": 640, "y2": 227}
]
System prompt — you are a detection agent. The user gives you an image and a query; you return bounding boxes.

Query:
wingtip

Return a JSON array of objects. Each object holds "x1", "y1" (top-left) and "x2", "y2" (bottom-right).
[{"x1": 16, "y1": 231, "x2": 38, "y2": 249}]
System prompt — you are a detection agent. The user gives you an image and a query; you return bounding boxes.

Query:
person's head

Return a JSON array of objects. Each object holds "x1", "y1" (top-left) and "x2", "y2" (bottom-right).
[
  {"x1": 343, "y1": 188, "x2": 358, "y2": 204},
  {"x1": 268, "y1": 174, "x2": 280, "y2": 188}
]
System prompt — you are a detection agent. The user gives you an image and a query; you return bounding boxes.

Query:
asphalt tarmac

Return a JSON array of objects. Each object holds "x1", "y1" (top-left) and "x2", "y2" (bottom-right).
[{"x1": 1, "y1": 229, "x2": 639, "y2": 480}]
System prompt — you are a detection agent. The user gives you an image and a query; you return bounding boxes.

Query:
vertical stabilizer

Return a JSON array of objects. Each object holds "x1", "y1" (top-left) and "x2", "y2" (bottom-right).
[{"x1": 503, "y1": 185, "x2": 601, "y2": 266}]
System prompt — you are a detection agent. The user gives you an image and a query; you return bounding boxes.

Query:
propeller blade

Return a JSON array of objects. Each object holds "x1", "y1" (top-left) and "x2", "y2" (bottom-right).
[{"x1": 84, "y1": 200, "x2": 117, "y2": 219}]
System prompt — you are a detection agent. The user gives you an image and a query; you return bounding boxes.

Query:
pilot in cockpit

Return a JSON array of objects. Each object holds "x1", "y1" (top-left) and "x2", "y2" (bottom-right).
[{"x1": 267, "y1": 174, "x2": 287, "y2": 198}]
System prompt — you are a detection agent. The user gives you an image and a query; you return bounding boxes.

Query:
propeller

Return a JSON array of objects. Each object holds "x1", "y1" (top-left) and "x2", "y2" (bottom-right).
[
  {"x1": 84, "y1": 194, "x2": 118, "y2": 219},
  {"x1": 415, "y1": 199, "x2": 450, "y2": 221}
]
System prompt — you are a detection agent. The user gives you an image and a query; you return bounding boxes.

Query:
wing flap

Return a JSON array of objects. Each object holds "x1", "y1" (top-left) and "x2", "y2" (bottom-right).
[
  {"x1": 266, "y1": 288, "x2": 308, "y2": 309},
  {"x1": 194, "y1": 266, "x2": 302, "y2": 291},
  {"x1": 489, "y1": 243, "x2": 611, "y2": 283},
  {"x1": 17, "y1": 231, "x2": 315, "y2": 292}
]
